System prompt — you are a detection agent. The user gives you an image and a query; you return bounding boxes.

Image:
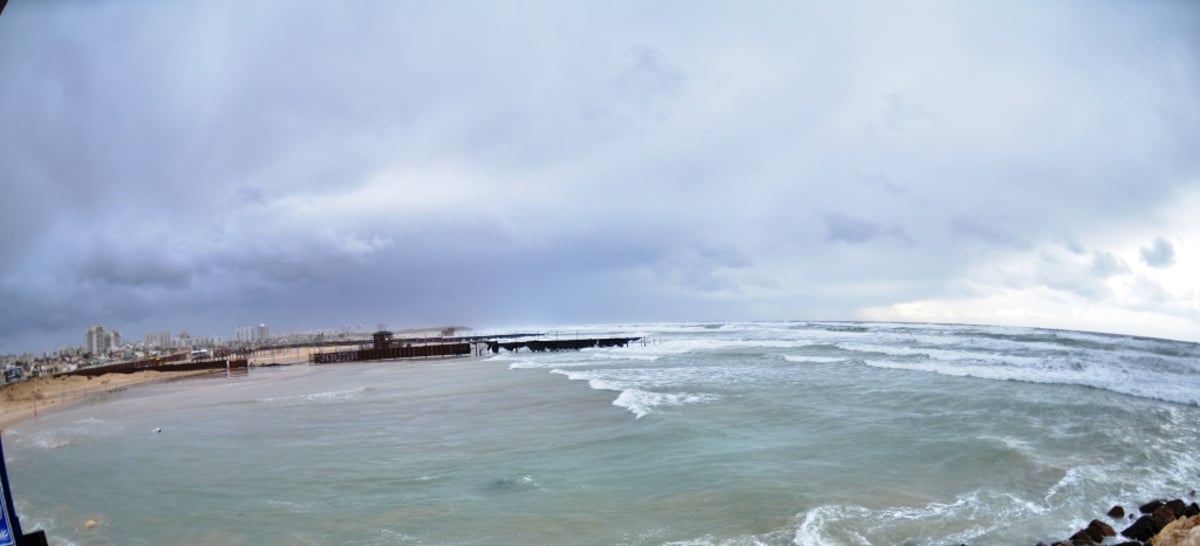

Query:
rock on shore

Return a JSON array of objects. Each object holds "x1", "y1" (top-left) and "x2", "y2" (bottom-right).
[{"x1": 1036, "y1": 494, "x2": 1200, "y2": 546}]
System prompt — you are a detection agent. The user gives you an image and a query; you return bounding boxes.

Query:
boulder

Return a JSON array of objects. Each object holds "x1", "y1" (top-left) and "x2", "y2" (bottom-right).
[
  {"x1": 1148, "y1": 515, "x2": 1200, "y2": 546},
  {"x1": 1168, "y1": 500, "x2": 1189, "y2": 518},
  {"x1": 1156, "y1": 505, "x2": 1181, "y2": 530},
  {"x1": 1088, "y1": 519, "x2": 1117, "y2": 539},
  {"x1": 1144, "y1": 501, "x2": 1167, "y2": 514},
  {"x1": 1070, "y1": 528, "x2": 1098, "y2": 544},
  {"x1": 1185, "y1": 503, "x2": 1200, "y2": 518},
  {"x1": 1109, "y1": 506, "x2": 1127, "y2": 519},
  {"x1": 1126, "y1": 515, "x2": 1160, "y2": 542}
]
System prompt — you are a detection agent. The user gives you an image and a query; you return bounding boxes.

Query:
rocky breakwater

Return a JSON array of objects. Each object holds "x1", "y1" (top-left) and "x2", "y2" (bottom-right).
[{"x1": 1038, "y1": 493, "x2": 1200, "y2": 546}]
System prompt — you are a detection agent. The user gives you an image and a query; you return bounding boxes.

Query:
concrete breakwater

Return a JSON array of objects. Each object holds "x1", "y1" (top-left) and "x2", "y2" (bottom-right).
[
  {"x1": 486, "y1": 337, "x2": 642, "y2": 353},
  {"x1": 310, "y1": 332, "x2": 643, "y2": 364}
]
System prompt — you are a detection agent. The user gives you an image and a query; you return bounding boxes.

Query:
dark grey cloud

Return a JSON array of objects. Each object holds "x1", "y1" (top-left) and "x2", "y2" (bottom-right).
[
  {"x1": 1139, "y1": 237, "x2": 1176, "y2": 269},
  {"x1": 78, "y1": 251, "x2": 196, "y2": 290},
  {"x1": 824, "y1": 213, "x2": 911, "y2": 245},
  {"x1": 1, "y1": 0, "x2": 1198, "y2": 351}
]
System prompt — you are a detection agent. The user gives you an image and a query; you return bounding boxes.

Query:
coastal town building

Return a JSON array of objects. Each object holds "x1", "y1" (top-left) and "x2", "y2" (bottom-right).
[
  {"x1": 84, "y1": 324, "x2": 120, "y2": 356},
  {"x1": 235, "y1": 324, "x2": 271, "y2": 345},
  {"x1": 3, "y1": 322, "x2": 292, "y2": 385}
]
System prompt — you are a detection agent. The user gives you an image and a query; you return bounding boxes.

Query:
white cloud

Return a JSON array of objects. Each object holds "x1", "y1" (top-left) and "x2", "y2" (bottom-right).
[
  {"x1": 1, "y1": 1, "x2": 1198, "y2": 351},
  {"x1": 861, "y1": 186, "x2": 1200, "y2": 341}
]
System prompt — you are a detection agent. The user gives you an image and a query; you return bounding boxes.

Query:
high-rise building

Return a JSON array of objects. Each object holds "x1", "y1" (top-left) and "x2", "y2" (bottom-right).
[
  {"x1": 85, "y1": 324, "x2": 105, "y2": 355},
  {"x1": 85, "y1": 324, "x2": 118, "y2": 355},
  {"x1": 234, "y1": 324, "x2": 270, "y2": 344},
  {"x1": 159, "y1": 331, "x2": 172, "y2": 350}
]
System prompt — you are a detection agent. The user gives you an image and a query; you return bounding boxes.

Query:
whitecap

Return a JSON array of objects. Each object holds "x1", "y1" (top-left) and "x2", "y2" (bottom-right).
[
  {"x1": 782, "y1": 355, "x2": 848, "y2": 364},
  {"x1": 612, "y1": 388, "x2": 717, "y2": 419},
  {"x1": 257, "y1": 387, "x2": 369, "y2": 405},
  {"x1": 794, "y1": 490, "x2": 1047, "y2": 546}
]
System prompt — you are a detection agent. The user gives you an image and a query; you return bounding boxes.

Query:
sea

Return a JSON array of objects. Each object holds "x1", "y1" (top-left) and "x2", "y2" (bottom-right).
[{"x1": 4, "y1": 321, "x2": 1199, "y2": 546}]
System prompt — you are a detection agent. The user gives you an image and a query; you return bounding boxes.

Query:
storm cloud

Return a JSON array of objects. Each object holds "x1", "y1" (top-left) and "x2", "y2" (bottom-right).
[{"x1": 1, "y1": 0, "x2": 1198, "y2": 352}]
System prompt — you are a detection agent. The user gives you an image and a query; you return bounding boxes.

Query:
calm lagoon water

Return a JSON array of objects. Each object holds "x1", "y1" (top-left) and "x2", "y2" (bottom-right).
[{"x1": 5, "y1": 322, "x2": 1199, "y2": 545}]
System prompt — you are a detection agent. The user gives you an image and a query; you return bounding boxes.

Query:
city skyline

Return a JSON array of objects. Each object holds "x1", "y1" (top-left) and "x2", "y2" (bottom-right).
[{"x1": 1, "y1": 2, "x2": 1198, "y2": 354}]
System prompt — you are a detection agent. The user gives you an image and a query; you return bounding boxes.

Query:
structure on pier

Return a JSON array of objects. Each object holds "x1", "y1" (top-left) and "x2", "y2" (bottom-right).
[{"x1": 311, "y1": 331, "x2": 470, "y2": 364}]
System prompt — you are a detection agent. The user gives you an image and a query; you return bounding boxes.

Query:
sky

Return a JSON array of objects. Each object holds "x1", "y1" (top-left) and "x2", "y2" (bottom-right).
[{"x1": 1, "y1": 1, "x2": 1198, "y2": 354}]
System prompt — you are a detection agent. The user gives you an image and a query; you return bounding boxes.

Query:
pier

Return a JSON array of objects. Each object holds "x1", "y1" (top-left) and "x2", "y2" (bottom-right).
[
  {"x1": 486, "y1": 337, "x2": 642, "y2": 353},
  {"x1": 310, "y1": 330, "x2": 472, "y2": 364},
  {"x1": 310, "y1": 331, "x2": 643, "y2": 364}
]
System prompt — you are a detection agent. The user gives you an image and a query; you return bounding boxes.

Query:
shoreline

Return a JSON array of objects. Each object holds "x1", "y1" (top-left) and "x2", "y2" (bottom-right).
[
  {"x1": 0, "y1": 369, "x2": 224, "y2": 429},
  {"x1": 1037, "y1": 496, "x2": 1200, "y2": 546},
  {"x1": 0, "y1": 350, "x2": 468, "y2": 429}
]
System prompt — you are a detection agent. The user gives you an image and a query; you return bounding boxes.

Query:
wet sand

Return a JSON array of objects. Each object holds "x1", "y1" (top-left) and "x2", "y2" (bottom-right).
[{"x1": 0, "y1": 370, "x2": 218, "y2": 429}]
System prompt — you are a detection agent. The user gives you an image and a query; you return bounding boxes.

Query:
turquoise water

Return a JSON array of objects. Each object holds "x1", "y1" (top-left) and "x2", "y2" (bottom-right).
[{"x1": 4, "y1": 322, "x2": 1200, "y2": 545}]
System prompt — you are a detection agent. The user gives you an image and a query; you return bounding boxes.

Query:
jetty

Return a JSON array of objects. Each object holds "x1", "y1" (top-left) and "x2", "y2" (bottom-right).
[
  {"x1": 310, "y1": 331, "x2": 643, "y2": 364},
  {"x1": 486, "y1": 337, "x2": 641, "y2": 353}
]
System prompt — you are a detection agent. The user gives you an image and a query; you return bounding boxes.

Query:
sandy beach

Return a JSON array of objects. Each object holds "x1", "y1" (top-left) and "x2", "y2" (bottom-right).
[
  {"x1": 0, "y1": 369, "x2": 219, "y2": 429},
  {"x1": 0, "y1": 344, "x2": 383, "y2": 429},
  {"x1": 0, "y1": 342, "x2": 404, "y2": 430}
]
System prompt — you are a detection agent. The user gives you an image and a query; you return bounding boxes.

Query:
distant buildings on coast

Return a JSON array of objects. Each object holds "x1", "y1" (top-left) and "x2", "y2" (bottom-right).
[
  {"x1": 234, "y1": 324, "x2": 270, "y2": 344},
  {"x1": 2, "y1": 322, "x2": 464, "y2": 385},
  {"x1": 2, "y1": 321, "x2": 277, "y2": 384},
  {"x1": 85, "y1": 324, "x2": 120, "y2": 356}
]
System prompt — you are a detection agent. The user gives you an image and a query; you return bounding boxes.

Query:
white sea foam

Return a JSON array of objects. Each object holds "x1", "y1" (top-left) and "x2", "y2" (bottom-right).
[
  {"x1": 838, "y1": 341, "x2": 1044, "y2": 366},
  {"x1": 551, "y1": 365, "x2": 767, "y2": 392},
  {"x1": 782, "y1": 355, "x2": 848, "y2": 364},
  {"x1": 551, "y1": 368, "x2": 631, "y2": 392},
  {"x1": 551, "y1": 367, "x2": 721, "y2": 417},
  {"x1": 10, "y1": 417, "x2": 128, "y2": 453},
  {"x1": 794, "y1": 490, "x2": 1047, "y2": 546},
  {"x1": 257, "y1": 387, "x2": 369, "y2": 405},
  {"x1": 587, "y1": 350, "x2": 662, "y2": 361},
  {"x1": 860, "y1": 355, "x2": 1200, "y2": 407},
  {"x1": 21, "y1": 432, "x2": 74, "y2": 450},
  {"x1": 612, "y1": 388, "x2": 717, "y2": 419}
]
